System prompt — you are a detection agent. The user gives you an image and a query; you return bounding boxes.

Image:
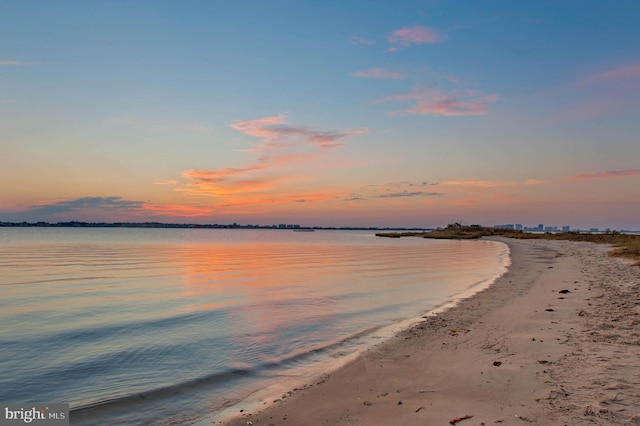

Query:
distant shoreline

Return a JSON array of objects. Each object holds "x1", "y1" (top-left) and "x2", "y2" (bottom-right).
[
  {"x1": 0, "y1": 221, "x2": 430, "y2": 231},
  {"x1": 3, "y1": 221, "x2": 639, "y2": 234}
]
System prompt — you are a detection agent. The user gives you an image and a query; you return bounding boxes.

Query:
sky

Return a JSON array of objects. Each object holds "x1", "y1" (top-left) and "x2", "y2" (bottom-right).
[{"x1": 1, "y1": 0, "x2": 639, "y2": 229}]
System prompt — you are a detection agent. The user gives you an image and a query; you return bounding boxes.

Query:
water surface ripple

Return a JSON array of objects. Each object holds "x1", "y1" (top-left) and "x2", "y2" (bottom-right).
[{"x1": 0, "y1": 228, "x2": 509, "y2": 425}]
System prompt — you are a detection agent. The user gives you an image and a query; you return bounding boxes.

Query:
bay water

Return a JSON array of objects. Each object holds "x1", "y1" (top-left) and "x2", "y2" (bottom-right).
[{"x1": 0, "y1": 228, "x2": 509, "y2": 425}]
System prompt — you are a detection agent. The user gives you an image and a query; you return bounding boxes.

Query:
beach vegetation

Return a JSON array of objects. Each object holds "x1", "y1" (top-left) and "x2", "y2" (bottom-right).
[{"x1": 377, "y1": 226, "x2": 640, "y2": 265}]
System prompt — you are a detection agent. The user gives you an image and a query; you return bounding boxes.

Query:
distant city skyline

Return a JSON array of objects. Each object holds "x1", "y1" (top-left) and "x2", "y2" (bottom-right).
[
  {"x1": 493, "y1": 223, "x2": 619, "y2": 233},
  {"x1": 1, "y1": 1, "x2": 639, "y2": 229}
]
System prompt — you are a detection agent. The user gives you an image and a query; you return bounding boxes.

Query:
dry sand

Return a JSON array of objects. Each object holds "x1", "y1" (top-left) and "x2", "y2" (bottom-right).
[{"x1": 224, "y1": 238, "x2": 640, "y2": 426}]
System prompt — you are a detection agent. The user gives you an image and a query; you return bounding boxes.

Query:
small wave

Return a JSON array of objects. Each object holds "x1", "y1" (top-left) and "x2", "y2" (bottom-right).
[{"x1": 70, "y1": 324, "x2": 384, "y2": 424}]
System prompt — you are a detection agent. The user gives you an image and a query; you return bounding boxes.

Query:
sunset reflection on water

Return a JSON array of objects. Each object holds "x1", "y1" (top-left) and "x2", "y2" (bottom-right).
[{"x1": 0, "y1": 228, "x2": 509, "y2": 425}]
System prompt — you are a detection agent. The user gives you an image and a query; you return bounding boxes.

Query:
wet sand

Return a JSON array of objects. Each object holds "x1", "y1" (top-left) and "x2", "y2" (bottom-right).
[{"x1": 224, "y1": 238, "x2": 640, "y2": 425}]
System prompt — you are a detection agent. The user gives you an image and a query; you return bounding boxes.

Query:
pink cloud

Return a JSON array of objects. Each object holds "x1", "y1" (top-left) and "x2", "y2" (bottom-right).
[
  {"x1": 386, "y1": 25, "x2": 446, "y2": 52},
  {"x1": 383, "y1": 89, "x2": 499, "y2": 116},
  {"x1": 229, "y1": 114, "x2": 289, "y2": 143},
  {"x1": 570, "y1": 169, "x2": 640, "y2": 181},
  {"x1": 350, "y1": 36, "x2": 375, "y2": 46},
  {"x1": 230, "y1": 114, "x2": 367, "y2": 149},
  {"x1": 579, "y1": 63, "x2": 640, "y2": 85},
  {"x1": 349, "y1": 68, "x2": 406, "y2": 80}
]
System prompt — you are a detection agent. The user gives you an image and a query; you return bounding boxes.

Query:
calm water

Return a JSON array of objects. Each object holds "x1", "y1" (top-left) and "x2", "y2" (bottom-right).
[{"x1": 0, "y1": 228, "x2": 509, "y2": 425}]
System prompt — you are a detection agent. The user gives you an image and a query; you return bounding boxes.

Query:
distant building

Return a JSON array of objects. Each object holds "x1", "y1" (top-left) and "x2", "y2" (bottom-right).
[
  {"x1": 589, "y1": 228, "x2": 599, "y2": 233},
  {"x1": 523, "y1": 223, "x2": 545, "y2": 232},
  {"x1": 494, "y1": 224, "x2": 515, "y2": 230},
  {"x1": 515, "y1": 224, "x2": 523, "y2": 231},
  {"x1": 562, "y1": 226, "x2": 571, "y2": 232}
]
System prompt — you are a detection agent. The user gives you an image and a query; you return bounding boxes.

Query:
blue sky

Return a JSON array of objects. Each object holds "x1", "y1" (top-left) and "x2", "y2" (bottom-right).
[{"x1": 2, "y1": 1, "x2": 639, "y2": 228}]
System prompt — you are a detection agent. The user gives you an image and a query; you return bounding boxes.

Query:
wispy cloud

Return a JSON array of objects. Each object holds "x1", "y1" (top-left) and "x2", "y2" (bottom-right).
[
  {"x1": 349, "y1": 68, "x2": 406, "y2": 80},
  {"x1": 386, "y1": 25, "x2": 446, "y2": 52},
  {"x1": 176, "y1": 115, "x2": 366, "y2": 203},
  {"x1": 29, "y1": 197, "x2": 145, "y2": 215},
  {"x1": 441, "y1": 179, "x2": 516, "y2": 188},
  {"x1": 154, "y1": 179, "x2": 179, "y2": 185},
  {"x1": 229, "y1": 114, "x2": 289, "y2": 143},
  {"x1": 350, "y1": 36, "x2": 375, "y2": 46},
  {"x1": 570, "y1": 169, "x2": 640, "y2": 181},
  {"x1": 140, "y1": 203, "x2": 213, "y2": 217},
  {"x1": 345, "y1": 181, "x2": 441, "y2": 202},
  {"x1": 182, "y1": 165, "x2": 266, "y2": 187},
  {"x1": 553, "y1": 62, "x2": 640, "y2": 122},
  {"x1": 382, "y1": 88, "x2": 499, "y2": 116},
  {"x1": 230, "y1": 114, "x2": 367, "y2": 149},
  {"x1": 578, "y1": 63, "x2": 640, "y2": 86},
  {"x1": 377, "y1": 190, "x2": 442, "y2": 198}
]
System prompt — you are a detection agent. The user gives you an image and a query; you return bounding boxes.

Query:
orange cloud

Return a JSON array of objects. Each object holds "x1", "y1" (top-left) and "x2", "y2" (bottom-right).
[
  {"x1": 164, "y1": 114, "x2": 368, "y2": 214},
  {"x1": 178, "y1": 174, "x2": 285, "y2": 197},
  {"x1": 349, "y1": 68, "x2": 406, "y2": 80},
  {"x1": 569, "y1": 169, "x2": 640, "y2": 181},
  {"x1": 383, "y1": 89, "x2": 499, "y2": 116},
  {"x1": 182, "y1": 165, "x2": 266, "y2": 185},
  {"x1": 524, "y1": 179, "x2": 547, "y2": 185},
  {"x1": 174, "y1": 189, "x2": 342, "y2": 215},
  {"x1": 140, "y1": 203, "x2": 213, "y2": 217}
]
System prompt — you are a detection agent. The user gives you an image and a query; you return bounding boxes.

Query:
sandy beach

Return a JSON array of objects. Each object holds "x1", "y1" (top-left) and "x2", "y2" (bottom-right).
[{"x1": 224, "y1": 238, "x2": 640, "y2": 426}]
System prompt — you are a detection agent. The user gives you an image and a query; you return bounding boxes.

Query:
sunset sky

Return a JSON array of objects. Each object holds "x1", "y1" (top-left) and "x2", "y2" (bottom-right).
[{"x1": 2, "y1": 1, "x2": 639, "y2": 229}]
